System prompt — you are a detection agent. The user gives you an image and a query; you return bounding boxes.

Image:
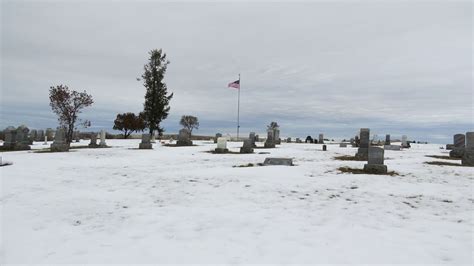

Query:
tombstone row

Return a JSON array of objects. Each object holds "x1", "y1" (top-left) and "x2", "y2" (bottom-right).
[{"x1": 447, "y1": 132, "x2": 474, "y2": 166}]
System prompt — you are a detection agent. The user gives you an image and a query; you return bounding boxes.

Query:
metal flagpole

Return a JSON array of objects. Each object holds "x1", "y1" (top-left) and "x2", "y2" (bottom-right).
[{"x1": 237, "y1": 73, "x2": 240, "y2": 140}]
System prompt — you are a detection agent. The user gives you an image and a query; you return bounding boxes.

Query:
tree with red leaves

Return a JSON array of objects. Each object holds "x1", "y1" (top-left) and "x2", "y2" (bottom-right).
[{"x1": 49, "y1": 85, "x2": 93, "y2": 143}]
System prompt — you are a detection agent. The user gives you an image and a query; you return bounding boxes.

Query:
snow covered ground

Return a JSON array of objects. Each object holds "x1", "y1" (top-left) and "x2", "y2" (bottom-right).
[{"x1": 0, "y1": 140, "x2": 472, "y2": 264}]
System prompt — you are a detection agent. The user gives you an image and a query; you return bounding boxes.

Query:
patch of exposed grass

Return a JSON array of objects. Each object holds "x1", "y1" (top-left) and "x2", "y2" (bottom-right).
[
  {"x1": 233, "y1": 163, "x2": 255, "y2": 168},
  {"x1": 233, "y1": 163, "x2": 264, "y2": 168},
  {"x1": 163, "y1": 144, "x2": 198, "y2": 147},
  {"x1": 425, "y1": 155, "x2": 460, "y2": 160},
  {"x1": 0, "y1": 149, "x2": 19, "y2": 153},
  {"x1": 337, "y1": 166, "x2": 399, "y2": 176},
  {"x1": 424, "y1": 161, "x2": 464, "y2": 167},
  {"x1": 333, "y1": 155, "x2": 366, "y2": 161},
  {"x1": 204, "y1": 150, "x2": 248, "y2": 154},
  {"x1": 33, "y1": 149, "x2": 76, "y2": 153},
  {"x1": 70, "y1": 145, "x2": 94, "y2": 149}
]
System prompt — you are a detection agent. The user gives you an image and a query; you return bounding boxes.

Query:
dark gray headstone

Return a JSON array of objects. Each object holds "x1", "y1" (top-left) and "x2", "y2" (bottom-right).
[
  {"x1": 454, "y1": 134, "x2": 465, "y2": 148},
  {"x1": 264, "y1": 129, "x2": 276, "y2": 148},
  {"x1": 50, "y1": 128, "x2": 69, "y2": 152},
  {"x1": 15, "y1": 126, "x2": 31, "y2": 150},
  {"x1": 461, "y1": 132, "x2": 474, "y2": 166},
  {"x1": 3, "y1": 126, "x2": 17, "y2": 149},
  {"x1": 139, "y1": 133, "x2": 153, "y2": 149},
  {"x1": 466, "y1": 132, "x2": 474, "y2": 149},
  {"x1": 249, "y1": 132, "x2": 256, "y2": 147},
  {"x1": 36, "y1": 130, "x2": 44, "y2": 142},
  {"x1": 318, "y1": 134, "x2": 324, "y2": 144},
  {"x1": 355, "y1": 128, "x2": 370, "y2": 160},
  {"x1": 363, "y1": 147, "x2": 387, "y2": 174},
  {"x1": 240, "y1": 139, "x2": 254, "y2": 153},
  {"x1": 263, "y1": 157, "x2": 293, "y2": 166},
  {"x1": 274, "y1": 128, "x2": 281, "y2": 145},
  {"x1": 45, "y1": 128, "x2": 54, "y2": 140},
  {"x1": 177, "y1": 129, "x2": 193, "y2": 146},
  {"x1": 385, "y1": 134, "x2": 391, "y2": 145}
]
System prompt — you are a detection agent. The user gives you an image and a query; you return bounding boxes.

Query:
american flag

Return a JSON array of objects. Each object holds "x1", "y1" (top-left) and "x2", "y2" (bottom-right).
[{"x1": 228, "y1": 79, "x2": 240, "y2": 89}]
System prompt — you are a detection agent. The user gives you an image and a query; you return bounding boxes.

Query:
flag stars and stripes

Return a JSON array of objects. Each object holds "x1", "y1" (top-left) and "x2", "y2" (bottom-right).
[{"x1": 228, "y1": 80, "x2": 240, "y2": 89}]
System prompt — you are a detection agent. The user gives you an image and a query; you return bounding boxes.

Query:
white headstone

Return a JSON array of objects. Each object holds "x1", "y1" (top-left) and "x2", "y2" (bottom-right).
[
  {"x1": 217, "y1": 137, "x2": 227, "y2": 150},
  {"x1": 100, "y1": 130, "x2": 106, "y2": 146}
]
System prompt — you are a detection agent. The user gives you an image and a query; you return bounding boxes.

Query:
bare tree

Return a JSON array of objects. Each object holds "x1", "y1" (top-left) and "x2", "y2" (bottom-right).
[
  {"x1": 179, "y1": 115, "x2": 199, "y2": 135},
  {"x1": 49, "y1": 85, "x2": 93, "y2": 143}
]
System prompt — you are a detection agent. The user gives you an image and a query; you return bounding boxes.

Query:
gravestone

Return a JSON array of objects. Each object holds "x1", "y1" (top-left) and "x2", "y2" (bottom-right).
[
  {"x1": 36, "y1": 130, "x2": 44, "y2": 142},
  {"x1": 264, "y1": 129, "x2": 276, "y2": 148},
  {"x1": 99, "y1": 130, "x2": 107, "y2": 147},
  {"x1": 29, "y1": 129, "x2": 37, "y2": 144},
  {"x1": 263, "y1": 157, "x2": 293, "y2": 166},
  {"x1": 215, "y1": 137, "x2": 228, "y2": 153},
  {"x1": 354, "y1": 136, "x2": 360, "y2": 147},
  {"x1": 384, "y1": 145, "x2": 401, "y2": 151},
  {"x1": 249, "y1": 132, "x2": 256, "y2": 147},
  {"x1": 363, "y1": 147, "x2": 387, "y2": 174},
  {"x1": 355, "y1": 128, "x2": 370, "y2": 160},
  {"x1": 385, "y1": 134, "x2": 391, "y2": 145},
  {"x1": 449, "y1": 133, "x2": 465, "y2": 158},
  {"x1": 43, "y1": 136, "x2": 48, "y2": 145},
  {"x1": 74, "y1": 131, "x2": 80, "y2": 142},
  {"x1": 240, "y1": 139, "x2": 254, "y2": 154},
  {"x1": 461, "y1": 132, "x2": 474, "y2": 166},
  {"x1": 139, "y1": 133, "x2": 153, "y2": 149},
  {"x1": 45, "y1": 128, "x2": 54, "y2": 141},
  {"x1": 446, "y1": 144, "x2": 454, "y2": 150},
  {"x1": 401, "y1": 135, "x2": 409, "y2": 148},
  {"x1": 339, "y1": 143, "x2": 347, "y2": 148},
  {"x1": 295, "y1": 138, "x2": 302, "y2": 143},
  {"x1": 50, "y1": 128, "x2": 69, "y2": 152},
  {"x1": 214, "y1": 133, "x2": 222, "y2": 144},
  {"x1": 305, "y1": 136, "x2": 313, "y2": 143},
  {"x1": 15, "y1": 126, "x2": 31, "y2": 150},
  {"x1": 274, "y1": 128, "x2": 281, "y2": 145},
  {"x1": 318, "y1": 134, "x2": 324, "y2": 144},
  {"x1": 322, "y1": 144, "x2": 327, "y2": 151},
  {"x1": 88, "y1": 134, "x2": 99, "y2": 148},
  {"x1": 3, "y1": 126, "x2": 17, "y2": 150},
  {"x1": 177, "y1": 129, "x2": 193, "y2": 146},
  {"x1": 286, "y1": 137, "x2": 292, "y2": 143}
]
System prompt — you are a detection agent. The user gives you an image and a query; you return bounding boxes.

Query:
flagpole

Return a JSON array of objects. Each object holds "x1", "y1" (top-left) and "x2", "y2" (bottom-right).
[{"x1": 237, "y1": 73, "x2": 240, "y2": 140}]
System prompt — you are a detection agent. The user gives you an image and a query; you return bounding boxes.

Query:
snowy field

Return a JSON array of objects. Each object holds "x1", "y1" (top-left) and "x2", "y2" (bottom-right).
[{"x1": 0, "y1": 140, "x2": 472, "y2": 264}]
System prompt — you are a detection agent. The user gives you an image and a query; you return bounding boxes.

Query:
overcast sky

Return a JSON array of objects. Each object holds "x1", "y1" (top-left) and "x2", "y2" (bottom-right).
[{"x1": 1, "y1": 1, "x2": 472, "y2": 143}]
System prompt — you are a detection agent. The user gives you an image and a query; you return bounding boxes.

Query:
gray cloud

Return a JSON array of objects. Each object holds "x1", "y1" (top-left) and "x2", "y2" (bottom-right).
[{"x1": 1, "y1": 1, "x2": 472, "y2": 143}]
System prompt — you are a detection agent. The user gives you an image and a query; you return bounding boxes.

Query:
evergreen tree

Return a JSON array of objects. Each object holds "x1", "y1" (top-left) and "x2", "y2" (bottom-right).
[{"x1": 141, "y1": 49, "x2": 173, "y2": 136}]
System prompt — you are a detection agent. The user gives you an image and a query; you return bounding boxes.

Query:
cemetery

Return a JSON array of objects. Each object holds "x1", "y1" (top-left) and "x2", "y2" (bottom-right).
[
  {"x1": 0, "y1": 129, "x2": 472, "y2": 264},
  {"x1": 1, "y1": 1, "x2": 471, "y2": 264}
]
